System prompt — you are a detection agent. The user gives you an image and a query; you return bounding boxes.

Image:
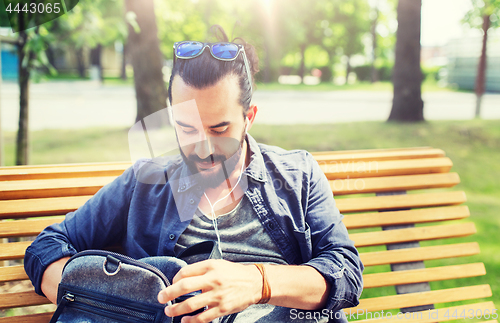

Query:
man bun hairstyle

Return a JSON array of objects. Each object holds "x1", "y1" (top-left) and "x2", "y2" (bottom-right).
[{"x1": 167, "y1": 25, "x2": 259, "y2": 118}]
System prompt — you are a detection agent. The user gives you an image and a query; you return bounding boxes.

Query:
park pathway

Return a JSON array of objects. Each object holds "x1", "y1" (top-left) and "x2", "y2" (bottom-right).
[{"x1": 1, "y1": 81, "x2": 499, "y2": 131}]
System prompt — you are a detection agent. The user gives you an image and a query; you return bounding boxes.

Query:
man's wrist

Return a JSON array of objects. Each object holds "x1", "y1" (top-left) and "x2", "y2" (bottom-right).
[
  {"x1": 247, "y1": 263, "x2": 264, "y2": 305},
  {"x1": 253, "y1": 263, "x2": 271, "y2": 304}
]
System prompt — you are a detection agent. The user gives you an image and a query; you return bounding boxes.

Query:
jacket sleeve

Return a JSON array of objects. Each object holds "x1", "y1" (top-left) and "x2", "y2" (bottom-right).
[
  {"x1": 24, "y1": 165, "x2": 137, "y2": 296},
  {"x1": 301, "y1": 152, "x2": 364, "y2": 313}
]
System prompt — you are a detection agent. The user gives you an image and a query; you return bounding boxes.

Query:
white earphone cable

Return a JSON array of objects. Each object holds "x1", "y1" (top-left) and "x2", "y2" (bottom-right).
[
  {"x1": 203, "y1": 157, "x2": 246, "y2": 257},
  {"x1": 203, "y1": 120, "x2": 248, "y2": 257}
]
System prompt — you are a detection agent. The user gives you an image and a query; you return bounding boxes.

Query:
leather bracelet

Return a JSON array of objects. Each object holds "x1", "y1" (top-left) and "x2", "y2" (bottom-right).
[{"x1": 254, "y1": 263, "x2": 271, "y2": 304}]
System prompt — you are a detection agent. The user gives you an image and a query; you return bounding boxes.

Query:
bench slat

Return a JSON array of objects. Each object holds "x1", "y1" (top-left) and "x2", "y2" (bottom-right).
[
  {"x1": 0, "y1": 196, "x2": 92, "y2": 219},
  {"x1": 336, "y1": 191, "x2": 467, "y2": 213},
  {"x1": 0, "y1": 191, "x2": 466, "y2": 219},
  {"x1": 0, "y1": 206, "x2": 469, "y2": 239},
  {"x1": 312, "y1": 146, "x2": 434, "y2": 156},
  {"x1": 0, "y1": 148, "x2": 443, "y2": 181},
  {"x1": 350, "y1": 301, "x2": 497, "y2": 323},
  {"x1": 0, "y1": 164, "x2": 130, "y2": 181},
  {"x1": 331, "y1": 173, "x2": 460, "y2": 195},
  {"x1": 350, "y1": 222, "x2": 476, "y2": 247},
  {"x1": 313, "y1": 148, "x2": 445, "y2": 162},
  {"x1": 0, "y1": 240, "x2": 480, "y2": 265},
  {"x1": 0, "y1": 217, "x2": 64, "y2": 238},
  {"x1": 353, "y1": 284, "x2": 492, "y2": 312},
  {"x1": 0, "y1": 312, "x2": 54, "y2": 323},
  {"x1": 0, "y1": 265, "x2": 28, "y2": 282},
  {"x1": 0, "y1": 241, "x2": 32, "y2": 261},
  {"x1": 0, "y1": 172, "x2": 461, "y2": 200},
  {"x1": 320, "y1": 157, "x2": 453, "y2": 179},
  {"x1": 0, "y1": 223, "x2": 476, "y2": 260},
  {"x1": 0, "y1": 290, "x2": 50, "y2": 309},
  {"x1": 343, "y1": 205, "x2": 470, "y2": 229},
  {"x1": 360, "y1": 242, "x2": 480, "y2": 266},
  {"x1": 0, "y1": 261, "x2": 485, "y2": 288},
  {"x1": 0, "y1": 161, "x2": 130, "y2": 170},
  {"x1": 0, "y1": 177, "x2": 115, "y2": 200},
  {"x1": 363, "y1": 263, "x2": 486, "y2": 288}
]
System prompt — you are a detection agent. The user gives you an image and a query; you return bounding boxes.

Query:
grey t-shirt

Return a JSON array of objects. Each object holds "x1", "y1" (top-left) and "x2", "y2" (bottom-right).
[{"x1": 174, "y1": 195, "x2": 288, "y2": 265}]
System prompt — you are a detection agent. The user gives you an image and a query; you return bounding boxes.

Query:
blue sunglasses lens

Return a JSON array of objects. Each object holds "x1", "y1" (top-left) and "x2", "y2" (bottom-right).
[
  {"x1": 176, "y1": 42, "x2": 204, "y2": 58},
  {"x1": 212, "y1": 43, "x2": 239, "y2": 59}
]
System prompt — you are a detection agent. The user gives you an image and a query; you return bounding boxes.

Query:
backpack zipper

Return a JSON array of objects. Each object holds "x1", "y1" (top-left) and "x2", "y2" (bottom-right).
[{"x1": 62, "y1": 291, "x2": 157, "y2": 322}]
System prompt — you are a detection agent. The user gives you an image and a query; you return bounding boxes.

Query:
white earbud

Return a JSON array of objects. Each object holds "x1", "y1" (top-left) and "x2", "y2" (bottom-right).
[{"x1": 244, "y1": 117, "x2": 249, "y2": 134}]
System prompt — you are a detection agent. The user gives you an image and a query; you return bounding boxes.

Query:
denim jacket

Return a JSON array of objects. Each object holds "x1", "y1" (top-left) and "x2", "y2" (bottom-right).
[{"x1": 25, "y1": 134, "x2": 364, "y2": 315}]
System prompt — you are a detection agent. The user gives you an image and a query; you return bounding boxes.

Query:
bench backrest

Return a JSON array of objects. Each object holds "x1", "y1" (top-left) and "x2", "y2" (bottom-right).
[{"x1": 0, "y1": 147, "x2": 496, "y2": 322}]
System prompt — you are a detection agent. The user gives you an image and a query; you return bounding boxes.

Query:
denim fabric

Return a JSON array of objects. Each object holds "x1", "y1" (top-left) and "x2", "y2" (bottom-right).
[{"x1": 25, "y1": 134, "x2": 364, "y2": 314}]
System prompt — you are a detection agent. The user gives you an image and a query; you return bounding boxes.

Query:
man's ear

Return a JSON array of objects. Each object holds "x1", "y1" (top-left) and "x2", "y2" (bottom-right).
[{"x1": 245, "y1": 105, "x2": 258, "y2": 132}]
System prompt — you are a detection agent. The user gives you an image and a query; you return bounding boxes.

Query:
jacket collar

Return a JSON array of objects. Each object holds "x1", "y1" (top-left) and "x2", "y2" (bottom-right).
[{"x1": 244, "y1": 134, "x2": 267, "y2": 183}]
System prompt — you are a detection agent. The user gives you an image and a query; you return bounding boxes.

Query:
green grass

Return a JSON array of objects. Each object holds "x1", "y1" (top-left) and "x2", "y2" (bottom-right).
[
  {"x1": 43, "y1": 72, "x2": 134, "y2": 86},
  {"x1": 255, "y1": 79, "x2": 460, "y2": 93},
  {"x1": 2, "y1": 119, "x2": 499, "y2": 318},
  {"x1": 41, "y1": 71, "x2": 461, "y2": 92}
]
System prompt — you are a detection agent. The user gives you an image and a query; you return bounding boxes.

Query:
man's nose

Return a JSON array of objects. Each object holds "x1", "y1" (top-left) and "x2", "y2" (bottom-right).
[{"x1": 194, "y1": 136, "x2": 214, "y2": 160}]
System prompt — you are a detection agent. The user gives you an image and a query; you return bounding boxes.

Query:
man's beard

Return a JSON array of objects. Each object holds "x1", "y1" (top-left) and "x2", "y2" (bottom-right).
[{"x1": 179, "y1": 129, "x2": 246, "y2": 190}]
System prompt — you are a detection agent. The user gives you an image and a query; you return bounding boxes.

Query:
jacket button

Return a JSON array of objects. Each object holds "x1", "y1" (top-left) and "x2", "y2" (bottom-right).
[
  {"x1": 268, "y1": 222, "x2": 275, "y2": 230},
  {"x1": 189, "y1": 199, "x2": 195, "y2": 205},
  {"x1": 169, "y1": 234, "x2": 176, "y2": 240}
]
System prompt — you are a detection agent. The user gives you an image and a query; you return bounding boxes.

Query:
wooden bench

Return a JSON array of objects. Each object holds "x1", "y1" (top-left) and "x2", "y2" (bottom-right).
[{"x1": 0, "y1": 147, "x2": 497, "y2": 322}]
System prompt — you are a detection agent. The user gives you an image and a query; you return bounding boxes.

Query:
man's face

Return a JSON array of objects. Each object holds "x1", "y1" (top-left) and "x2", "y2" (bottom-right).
[{"x1": 170, "y1": 74, "x2": 247, "y2": 187}]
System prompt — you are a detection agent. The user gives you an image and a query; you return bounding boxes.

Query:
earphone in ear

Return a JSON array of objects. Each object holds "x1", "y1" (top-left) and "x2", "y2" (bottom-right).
[{"x1": 244, "y1": 117, "x2": 249, "y2": 134}]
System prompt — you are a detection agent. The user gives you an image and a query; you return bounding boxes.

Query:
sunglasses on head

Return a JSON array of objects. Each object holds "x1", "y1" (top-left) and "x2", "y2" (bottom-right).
[{"x1": 173, "y1": 41, "x2": 253, "y2": 93}]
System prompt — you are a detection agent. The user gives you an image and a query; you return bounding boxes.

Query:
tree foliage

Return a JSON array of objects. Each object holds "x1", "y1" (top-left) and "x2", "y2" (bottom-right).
[
  {"x1": 463, "y1": 0, "x2": 500, "y2": 117},
  {"x1": 463, "y1": 0, "x2": 500, "y2": 29}
]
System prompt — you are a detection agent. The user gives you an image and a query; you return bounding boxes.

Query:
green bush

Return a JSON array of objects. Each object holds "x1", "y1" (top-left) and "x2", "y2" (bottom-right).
[
  {"x1": 352, "y1": 65, "x2": 372, "y2": 81},
  {"x1": 353, "y1": 64, "x2": 393, "y2": 82},
  {"x1": 422, "y1": 65, "x2": 442, "y2": 81}
]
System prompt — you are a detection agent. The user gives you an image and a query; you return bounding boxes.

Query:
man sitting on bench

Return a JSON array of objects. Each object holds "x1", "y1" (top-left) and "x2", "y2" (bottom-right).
[{"x1": 24, "y1": 27, "x2": 364, "y2": 323}]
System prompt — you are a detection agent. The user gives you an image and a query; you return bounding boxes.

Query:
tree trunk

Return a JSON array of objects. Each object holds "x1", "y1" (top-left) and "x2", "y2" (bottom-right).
[
  {"x1": 46, "y1": 45, "x2": 58, "y2": 72},
  {"x1": 90, "y1": 44, "x2": 103, "y2": 82},
  {"x1": 263, "y1": 40, "x2": 271, "y2": 83},
  {"x1": 371, "y1": 5, "x2": 379, "y2": 83},
  {"x1": 388, "y1": 0, "x2": 424, "y2": 122},
  {"x1": 0, "y1": 40, "x2": 3, "y2": 166},
  {"x1": 298, "y1": 44, "x2": 306, "y2": 82},
  {"x1": 475, "y1": 14, "x2": 490, "y2": 119},
  {"x1": 345, "y1": 55, "x2": 351, "y2": 85},
  {"x1": 75, "y1": 47, "x2": 86, "y2": 78},
  {"x1": 125, "y1": 0, "x2": 168, "y2": 128},
  {"x1": 16, "y1": 25, "x2": 32, "y2": 165},
  {"x1": 121, "y1": 42, "x2": 127, "y2": 80}
]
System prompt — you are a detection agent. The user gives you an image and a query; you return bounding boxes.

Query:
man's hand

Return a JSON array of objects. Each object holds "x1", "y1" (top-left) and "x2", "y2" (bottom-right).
[
  {"x1": 157, "y1": 259, "x2": 262, "y2": 323},
  {"x1": 41, "y1": 257, "x2": 70, "y2": 304}
]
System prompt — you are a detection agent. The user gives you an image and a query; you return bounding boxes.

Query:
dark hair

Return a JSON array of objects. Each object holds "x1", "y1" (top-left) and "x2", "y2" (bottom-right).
[{"x1": 167, "y1": 25, "x2": 259, "y2": 118}]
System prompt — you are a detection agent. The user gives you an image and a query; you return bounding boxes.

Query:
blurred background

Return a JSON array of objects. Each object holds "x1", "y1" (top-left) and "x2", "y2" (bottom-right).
[
  {"x1": 0, "y1": 0, "x2": 499, "y2": 162},
  {"x1": 0, "y1": 0, "x2": 499, "y2": 318}
]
